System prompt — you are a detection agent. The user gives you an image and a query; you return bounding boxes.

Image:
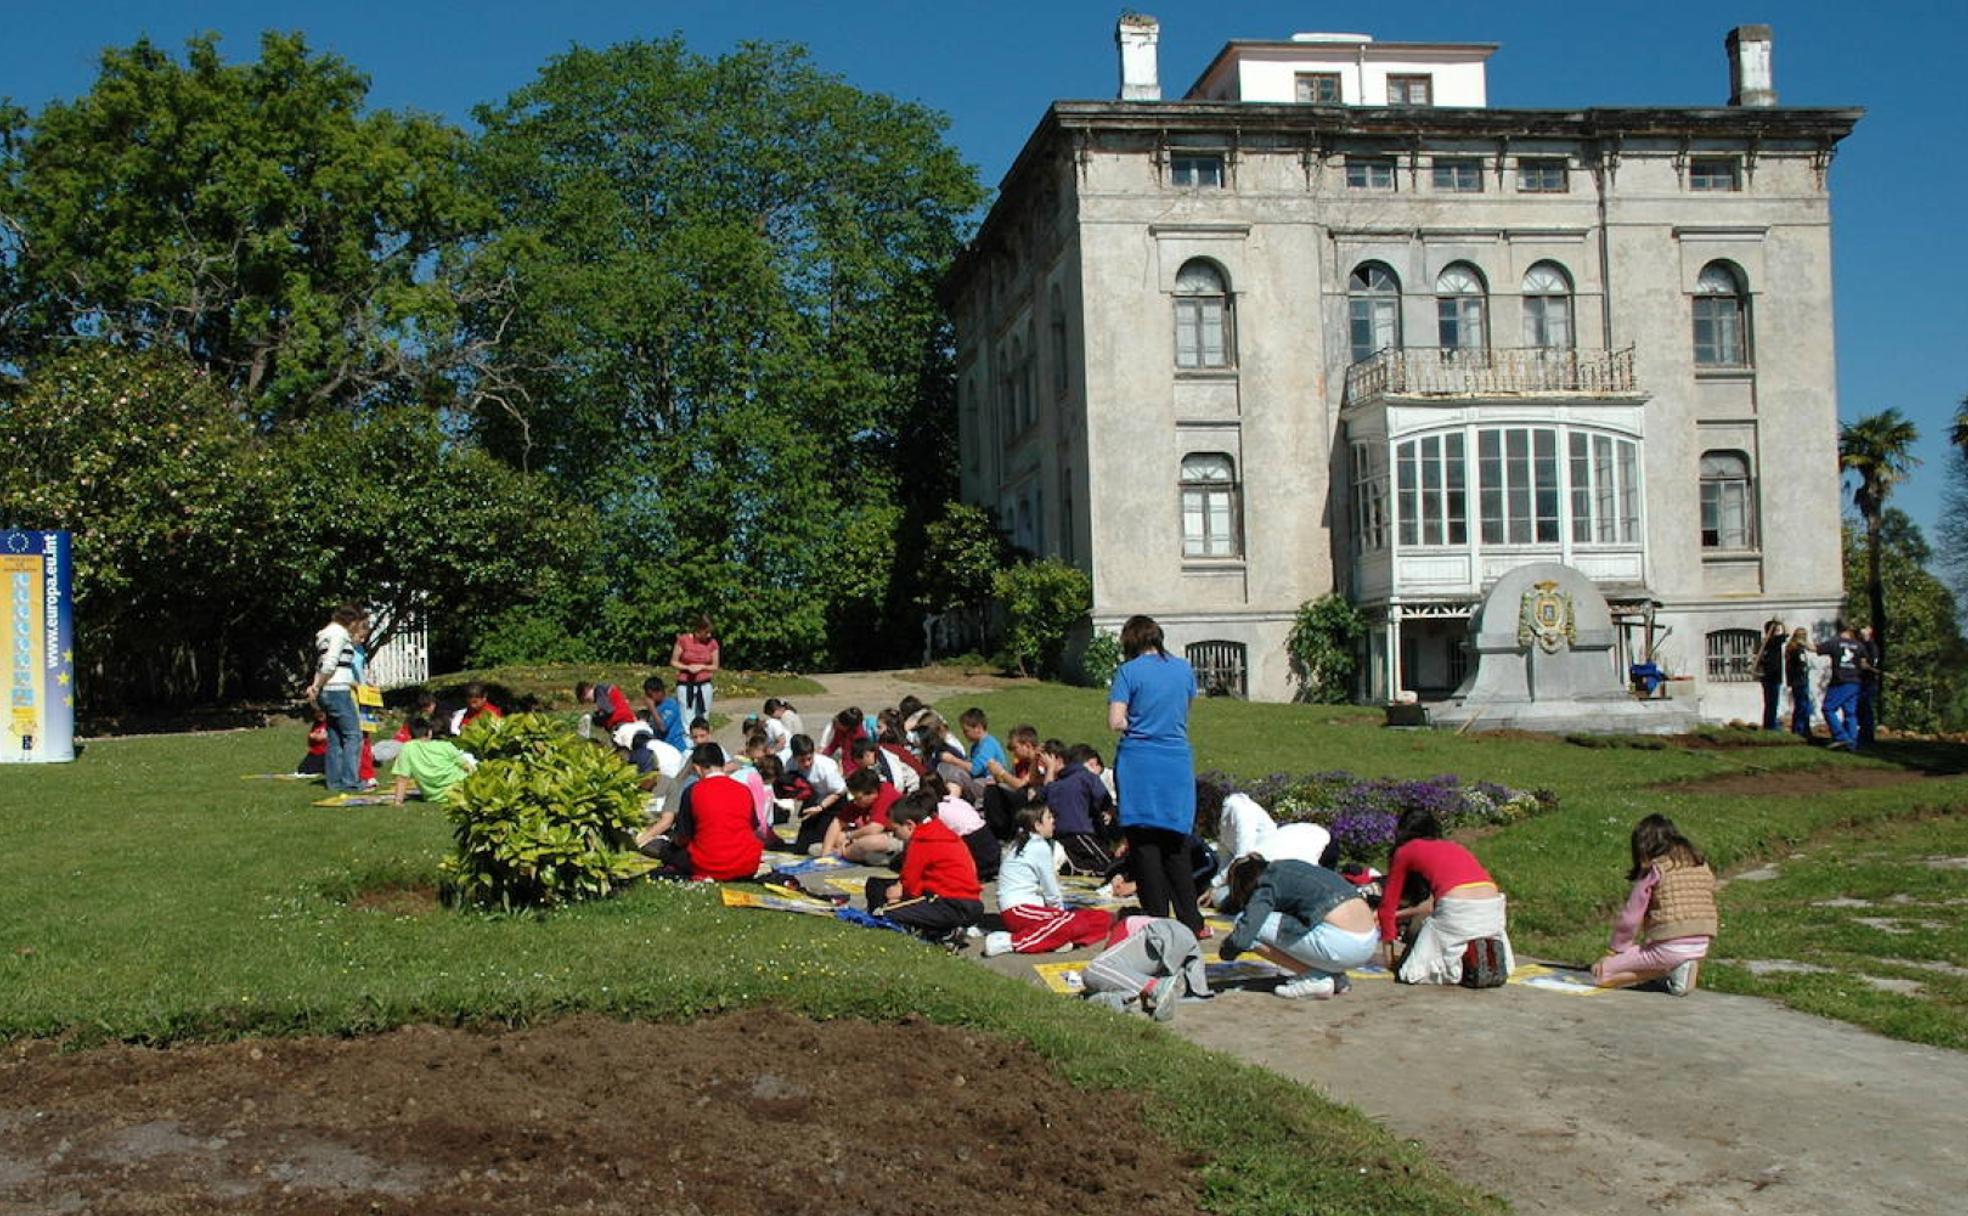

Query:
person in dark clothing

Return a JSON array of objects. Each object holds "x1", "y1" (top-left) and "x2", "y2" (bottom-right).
[
  {"x1": 1783, "y1": 627, "x2": 1815, "y2": 740},
  {"x1": 1857, "y1": 625, "x2": 1882, "y2": 746},
  {"x1": 1754, "y1": 619, "x2": 1787, "y2": 731},
  {"x1": 1819, "y1": 622, "x2": 1866, "y2": 750}
]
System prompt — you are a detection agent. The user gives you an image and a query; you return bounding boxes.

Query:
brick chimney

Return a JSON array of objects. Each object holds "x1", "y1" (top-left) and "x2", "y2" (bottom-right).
[
  {"x1": 1726, "y1": 25, "x2": 1776, "y2": 107},
  {"x1": 1117, "y1": 13, "x2": 1161, "y2": 101}
]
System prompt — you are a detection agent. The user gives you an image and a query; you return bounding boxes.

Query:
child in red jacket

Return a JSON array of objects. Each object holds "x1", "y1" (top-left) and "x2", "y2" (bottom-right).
[{"x1": 865, "y1": 789, "x2": 983, "y2": 942}]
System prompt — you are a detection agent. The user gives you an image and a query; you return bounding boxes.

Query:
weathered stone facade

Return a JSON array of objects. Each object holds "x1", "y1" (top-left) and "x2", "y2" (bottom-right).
[{"x1": 945, "y1": 26, "x2": 1859, "y2": 717}]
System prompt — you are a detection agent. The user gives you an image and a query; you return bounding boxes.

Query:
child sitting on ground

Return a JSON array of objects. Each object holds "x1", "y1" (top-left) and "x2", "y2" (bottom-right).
[
  {"x1": 450, "y1": 682, "x2": 503, "y2": 734},
  {"x1": 1218, "y1": 855, "x2": 1381, "y2": 1000},
  {"x1": 389, "y1": 717, "x2": 477, "y2": 805},
  {"x1": 925, "y1": 770, "x2": 999, "y2": 881},
  {"x1": 1592, "y1": 814, "x2": 1717, "y2": 995},
  {"x1": 981, "y1": 724, "x2": 1047, "y2": 839},
  {"x1": 820, "y1": 767, "x2": 905, "y2": 864},
  {"x1": 296, "y1": 709, "x2": 329, "y2": 776},
  {"x1": 984, "y1": 805, "x2": 1117, "y2": 956},
  {"x1": 1044, "y1": 743, "x2": 1118, "y2": 875},
  {"x1": 665, "y1": 744, "x2": 765, "y2": 882},
  {"x1": 864, "y1": 789, "x2": 984, "y2": 942}
]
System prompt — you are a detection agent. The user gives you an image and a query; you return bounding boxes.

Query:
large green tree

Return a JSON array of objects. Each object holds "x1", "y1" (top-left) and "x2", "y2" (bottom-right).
[
  {"x1": 1838, "y1": 409, "x2": 1921, "y2": 684},
  {"x1": 1841, "y1": 513, "x2": 1968, "y2": 733},
  {"x1": 459, "y1": 38, "x2": 984, "y2": 667},
  {"x1": 0, "y1": 32, "x2": 485, "y2": 421}
]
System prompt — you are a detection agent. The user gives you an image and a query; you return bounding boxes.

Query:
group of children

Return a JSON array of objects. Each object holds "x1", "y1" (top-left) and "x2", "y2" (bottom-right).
[
  {"x1": 297, "y1": 682, "x2": 501, "y2": 803},
  {"x1": 318, "y1": 675, "x2": 1719, "y2": 1007}
]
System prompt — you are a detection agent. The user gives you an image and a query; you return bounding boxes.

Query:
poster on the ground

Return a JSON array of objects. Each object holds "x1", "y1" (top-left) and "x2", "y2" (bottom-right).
[{"x1": 1, "y1": 530, "x2": 75, "y2": 764}]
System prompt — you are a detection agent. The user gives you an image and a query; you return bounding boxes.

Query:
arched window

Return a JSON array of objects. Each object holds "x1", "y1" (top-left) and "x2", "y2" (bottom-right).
[
  {"x1": 1348, "y1": 262, "x2": 1401, "y2": 363},
  {"x1": 1694, "y1": 262, "x2": 1749, "y2": 367},
  {"x1": 1436, "y1": 263, "x2": 1488, "y2": 352},
  {"x1": 1700, "y1": 450, "x2": 1755, "y2": 549},
  {"x1": 1180, "y1": 452, "x2": 1241, "y2": 558},
  {"x1": 1173, "y1": 260, "x2": 1232, "y2": 369},
  {"x1": 1521, "y1": 262, "x2": 1574, "y2": 350}
]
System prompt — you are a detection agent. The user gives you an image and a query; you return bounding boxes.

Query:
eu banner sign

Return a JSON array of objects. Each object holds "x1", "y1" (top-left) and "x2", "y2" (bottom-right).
[{"x1": 2, "y1": 530, "x2": 76, "y2": 763}]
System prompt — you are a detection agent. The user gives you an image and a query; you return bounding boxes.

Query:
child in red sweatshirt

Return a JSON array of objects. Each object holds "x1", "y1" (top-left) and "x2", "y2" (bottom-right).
[{"x1": 864, "y1": 789, "x2": 983, "y2": 941}]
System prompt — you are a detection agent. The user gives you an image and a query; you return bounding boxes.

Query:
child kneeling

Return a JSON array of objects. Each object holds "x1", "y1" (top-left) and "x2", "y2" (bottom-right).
[
  {"x1": 864, "y1": 790, "x2": 983, "y2": 942},
  {"x1": 984, "y1": 806, "x2": 1116, "y2": 956},
  {"x1": 1592, "y1": 814, "x2": 1717, "y2": 995}
]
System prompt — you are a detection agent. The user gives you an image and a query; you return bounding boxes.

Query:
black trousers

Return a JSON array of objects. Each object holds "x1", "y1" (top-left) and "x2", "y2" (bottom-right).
[
  {"x1": 792, "y1": 806, "x2": 836, "y2": 854},
  {"x1": 961, "y1": 827, "x2": 1002, "y2": 882},
  {"x1": 1761, "y1": 678, "x2": 1783, "y2": 731},
  {"x1": 864, "y1": 878, "x2": 982, "y2": 940},
  {"x1": 1123, "y1": 824, "x2": 1203, "y2": 934}
]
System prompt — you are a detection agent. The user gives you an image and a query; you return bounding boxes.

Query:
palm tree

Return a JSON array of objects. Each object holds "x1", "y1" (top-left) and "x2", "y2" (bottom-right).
[
  {"x1": 1838, "y1": 409, "x2": 1921, "y2": 680},
  {"x1": 1950, "y1": 394, "x2": 1968, "y2": 455}
]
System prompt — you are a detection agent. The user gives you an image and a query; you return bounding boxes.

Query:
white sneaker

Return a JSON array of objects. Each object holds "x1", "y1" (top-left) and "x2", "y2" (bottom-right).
[
  {"x1": 1665, "y1": 960, "x2": 1700, "y2": 996},
  {"x1": 1275, "y1": 974, "x2": 1337, "y2": 1000},
  {"x1": 982, "y1": 931, "x2": 1014, "y2": 957}
]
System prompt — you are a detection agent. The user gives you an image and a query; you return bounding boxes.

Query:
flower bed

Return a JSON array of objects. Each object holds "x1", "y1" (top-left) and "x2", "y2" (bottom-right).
[{"x1": 1198, "y1": 770, "x2": 1556, "y2": 865}]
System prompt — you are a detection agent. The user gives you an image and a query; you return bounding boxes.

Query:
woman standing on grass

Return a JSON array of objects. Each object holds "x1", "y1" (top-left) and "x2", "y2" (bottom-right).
[
  {"x1": 1107, "y1": 614, "x2": 1204, "y2": 934},
  {"x1": 304, "y1": 603, "x2": 368, "y2": 793},
  {"x1": 670, "y1": 614, "x2": 720, "y2": 723}
]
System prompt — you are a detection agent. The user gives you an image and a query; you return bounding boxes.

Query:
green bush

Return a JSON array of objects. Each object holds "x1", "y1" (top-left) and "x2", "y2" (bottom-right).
[
  {"x1": 992, "y1": 559, "x2": 1092, "y2": 677},
  {"x1": 1080, "y1": 629, "x2": 1122, "y2": 688},
  {"x1": 466, "y1": 605, "x2": 598, "y2": 668},
  {"x1": 443, "y1": 713, "x2": 657, "y2": 910},
  {"x1": 1286, "y1": 594, "x2": 1367, "y2": 703}
]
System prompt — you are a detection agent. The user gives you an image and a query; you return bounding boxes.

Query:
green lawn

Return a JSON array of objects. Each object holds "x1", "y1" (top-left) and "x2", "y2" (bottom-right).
[
  {"x1": 957, "y1": 685, "x2": 1968, "y2": 1047},
  {"x1": 419, "y1": 664, "x2": 823, "y2": 713},
  {"x1": 0, "y1": 725, "x2": 1493, "y2": 1216}
]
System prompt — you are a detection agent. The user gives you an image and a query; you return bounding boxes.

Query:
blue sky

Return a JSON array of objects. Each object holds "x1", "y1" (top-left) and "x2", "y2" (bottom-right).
[{"x1": 4, "y1": 1, "x2": 1963, "y2": 538}]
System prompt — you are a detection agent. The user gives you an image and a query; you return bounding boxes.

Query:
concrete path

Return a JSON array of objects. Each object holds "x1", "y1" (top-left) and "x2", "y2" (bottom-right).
[{"x1": 786, "y1": 671, "x2": 1968, "y2": 1215}]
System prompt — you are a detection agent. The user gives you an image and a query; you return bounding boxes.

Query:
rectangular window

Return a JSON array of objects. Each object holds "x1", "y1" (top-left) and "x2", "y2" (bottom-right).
[
  {"x1": 1701, "y1": 481, "x2": 1754, "y2": 548},
  {"x1": 1706, "y1": 630, "x2": 1760, "y2": 682},
  {"x1": 1352, "y1": 443, "x2": 1389, "y2": 552},
  {"x1": 1295, "y1": 72, "x2": 1343, "y2": 103},
  {"x1": 1174, "y1": 297, "x2": 1229, "y2": 369},
  {"x1": 1181, "y1": 453, "x2": 1241, "y2": 558},
  {"x1": 1517, "y1": 158, "x2": 1569, "y2": 193},
  {"x1": 1170, "y1": 154, "x2": 1225, "y2": 188},
  {"x1": 1345, "y1": 157, "x2": 1396, "y2": 190},
  {"x1": 1689, "y1": 157, "x2": 1742, "y2": 191},
  {"x1": 1693, "y1": 297, "x2": 1747, "y2": 367},
  {"x1": 1567, "y1": 432, "x2": 1640, "y2": 545},
  {"x1": 1432, "y1": 157, "x2": 1484, "y2": 193},
  {"x1": 1394, "y1": 433, "x2": 1466, "y2": 547},
  {"x1": 1478, "y1": 426, "x2": 1560, "y2": 546},
  {"x1": 1387, "y1": 74, "x2": 1433, "y2": 106}
]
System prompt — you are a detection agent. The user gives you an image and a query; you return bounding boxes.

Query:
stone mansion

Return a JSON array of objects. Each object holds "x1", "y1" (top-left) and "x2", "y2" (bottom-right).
[{"x1": 943, "y1": 20, "x2": 1861, "y2": 718}]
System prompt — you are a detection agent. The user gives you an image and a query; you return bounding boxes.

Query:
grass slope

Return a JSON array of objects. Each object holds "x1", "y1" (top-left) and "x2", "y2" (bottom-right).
[
  {"x1": 0, "y1": 727, "x2": 1493, "y2": 1215},
  {"x1": 955, "y1": 686, "x2": 1968, "y2": 1047}
]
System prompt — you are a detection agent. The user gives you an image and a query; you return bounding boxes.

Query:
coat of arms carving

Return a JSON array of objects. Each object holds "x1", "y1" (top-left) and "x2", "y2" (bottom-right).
[{"x1": 1516, "y1": 579, "x2": 1576, "y2": 654}]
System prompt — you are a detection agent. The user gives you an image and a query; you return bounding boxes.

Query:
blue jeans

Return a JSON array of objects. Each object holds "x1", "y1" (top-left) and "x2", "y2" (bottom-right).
[
  {"x1": 1256, "y1": 911, "x2": 1380, "y2": 982},
  {"x1": 1823, "y1": 682, "x2": 1860, "y2": 747},
  {"x1": 1788, "y1": 687, "x2": 1813, "y2": 739},
  {"x1": 321, "y1": 688, "x2": 363, "y2": 790}
]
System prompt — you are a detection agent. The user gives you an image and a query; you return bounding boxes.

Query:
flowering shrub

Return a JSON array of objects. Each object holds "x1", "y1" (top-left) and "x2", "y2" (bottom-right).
[{"x1": 1196, "y1": 769, "x2": 1555, "y2": 864}]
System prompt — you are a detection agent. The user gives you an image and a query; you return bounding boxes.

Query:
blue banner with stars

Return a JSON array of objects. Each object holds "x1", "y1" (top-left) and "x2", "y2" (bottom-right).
[{"x1": 2, "y1": 530, "x2": 75, "y2": 763}]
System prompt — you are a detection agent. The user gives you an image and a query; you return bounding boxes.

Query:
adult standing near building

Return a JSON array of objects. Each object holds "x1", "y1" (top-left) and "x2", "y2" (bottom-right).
[
  {"x1": 305, "y1": 603, "x2": 368, "y2": 793},
  {"x1": 1857, "y1": 625, "x2": 1882, "y2": 746},
  {"x1": 1107, "y1": 614, "x2": 1204, "y2": 933},
  {"x1": 1819, "y1": 622, "x2": 1866, "y2": 750},
  {"x1": 1754, "y1": 619, "x2": 1787, "y2": 731},
  {"x1": 670, "y1": 614, "x2": 721, "y2": 724}
]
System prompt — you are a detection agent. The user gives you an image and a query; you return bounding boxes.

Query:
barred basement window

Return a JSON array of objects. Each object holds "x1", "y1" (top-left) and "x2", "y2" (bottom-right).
[
  {"x1": 1706, "y1": 629, "x2": 1760, "y2": 682},
  {"x1": 1186, "y1": 640, "x2": 1249, "y2": 698}
]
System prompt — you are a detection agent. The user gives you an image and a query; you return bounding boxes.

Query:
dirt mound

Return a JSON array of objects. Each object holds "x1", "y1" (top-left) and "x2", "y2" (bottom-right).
[
  {"x1": 0, "y1": 1010, "x2": 1200, "y2": 1215},
  {"x1": 1653, "y1": 765, "x2": 1932, "y2": 798}
]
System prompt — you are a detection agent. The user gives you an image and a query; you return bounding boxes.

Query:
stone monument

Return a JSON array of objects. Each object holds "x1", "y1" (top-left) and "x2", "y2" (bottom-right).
[{"x1": 1429, "y1": 562, "x2": 1698, "y2": 734}]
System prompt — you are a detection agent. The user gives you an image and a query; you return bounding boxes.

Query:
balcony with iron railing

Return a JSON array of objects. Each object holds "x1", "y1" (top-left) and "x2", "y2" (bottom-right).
[{"x1": 1344, "y1": 346, "x2": 1640, "y2": 405}]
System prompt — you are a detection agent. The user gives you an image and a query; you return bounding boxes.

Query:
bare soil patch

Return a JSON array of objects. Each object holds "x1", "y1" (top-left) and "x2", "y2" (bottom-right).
[
  {"x1": 346, "y1": 884, "x2": 441, "y2": 918},
  {"x1": 0, "y1": 1010, "x2": 1200, "y2": 1216},
  {"x1": 1653, "y1": 765, "x2": 1933, "y2": 798},
  {"x1": 891, "y1": 666, "x2": 1038, "y2": 691}
]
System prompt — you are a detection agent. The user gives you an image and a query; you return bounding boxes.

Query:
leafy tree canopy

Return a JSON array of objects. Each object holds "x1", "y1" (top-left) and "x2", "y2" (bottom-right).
[
  {"x1": 1841, "y1": 511, "x2": 1968, "y2": 733},
  {"x1": 0, "y1": 31, "x2": 486, "y2": 421}
]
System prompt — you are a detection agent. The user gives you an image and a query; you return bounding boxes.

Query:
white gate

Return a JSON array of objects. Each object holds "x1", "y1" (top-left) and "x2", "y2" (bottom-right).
[{"x1": 365, "y1": 618, "x2": 430, "y2": 689}]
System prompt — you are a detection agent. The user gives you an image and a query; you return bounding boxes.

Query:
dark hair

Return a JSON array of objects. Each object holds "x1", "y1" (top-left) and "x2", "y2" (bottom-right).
[
  {"x1": 849, "y1": 737, "x2": 877, "y2": 760},
  {"x1": 1042, "y1": 738, "x2": 1069, "y2": 760},
  {"x1": 414, "y1": 692, "x2": 438, "y2": 711},
  {"x1": 744, "y1": 730, "x2": 770, "y2": 751},
  {"x1": 692, "y1": 613, "x2": 714, "y2": 635},
  {"x1": 764, "y1": 697, "x2": 790, "y2": 714},
  {"x1": 691, "y1": 743, "x2": 725, "y2": 770},
  {"x1": 889, "y1": 789, "x2": 937, "y2": 827},
  {"x1": 1221, "y1": 854, "x2": 1268, "y2": 916},
  {"x1": 755, "y1": 754, "x2": 783, "y2": 782},
  {"x1": 407, "y1": 715, "x2": 433, "y2": 739},
  {"x1": 574, "y1": 681, "x2": 595, "y2": 701},
  {"x1": 1009, "y1": 803, "x2": 1051, "y2": 857},
  {"x1": 835, "y1": 707, "x2": 863, "y2": 733},
  {"x1": 1067, "y1": 743, "x2": 1102, "y2": 767},
  {"x1": 1008, "y1": 724, "x2": 1039, "y2": 748},
  {"x1": 918, "y1": 769, "x2": 948, "y2": 800},
  {"x1": 644, "y1": 676, "x2": 666, "y2": 696},
  {"x1": 1193, "y1": 779, "x2": 1226, "y2": 842},
  {"x1": 959, "y1": 707, "x2": 988, "y2": 730},
  {"x1": 1119, "y1": 614, "x2": 1166, "y2": 660},
  {"x1": 464, "y1": 682, "x2": 488, "y2": 700},
  {"x1": 845, "y1": 767, "x2": 882, "y2": 796},
  {"x1": 897, "y1": 695, "x2": 925, "y2": 720},
  {"x1": 689, "y1": 716, "x2": 711, "y2": 734},
  {"x1": 1393, "y1": 808, "x2": 1443, "y2": 849},
  {"x1": 789, "y1": 733, "x2": 816, "y2": 758},
  {"x1": 331, "y1": 603, "x2": 367, "y2": 626},
  {"x1": 1629, "y1": 813, "x2": 1706, "y2": 881}
]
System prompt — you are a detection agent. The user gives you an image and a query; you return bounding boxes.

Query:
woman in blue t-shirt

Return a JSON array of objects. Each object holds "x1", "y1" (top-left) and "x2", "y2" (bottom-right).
[{"x1": 1107, "y1": 614, "x2": 1204, "y2": 933}]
